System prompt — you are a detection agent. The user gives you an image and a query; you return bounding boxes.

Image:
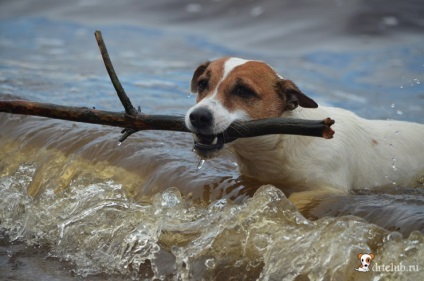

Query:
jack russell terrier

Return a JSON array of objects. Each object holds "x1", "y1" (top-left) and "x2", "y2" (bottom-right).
[
  {"x1": 185, "y1": 57, "x2": 424, "y2": 194},
  {"x1": 355, "y1": 253, "x2": 375, "y2": 272}
]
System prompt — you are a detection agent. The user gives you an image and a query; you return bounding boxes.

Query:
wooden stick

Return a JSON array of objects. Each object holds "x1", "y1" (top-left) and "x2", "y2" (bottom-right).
[
  {"x1": 94, "y1": 31, "x2": 136, "y2": 116},
  {"x1": 0, "y1": 99, "x2": 334, "y2": 140},
  {"x1": 0, "y1": 29, "x2": 335, "y2": 144},
  {"x1": 225, "y1": 117, "x2": 335, "y2": 140},
  {"x1": 95, "y1": 30, "x2": 140, "y2": 142}
]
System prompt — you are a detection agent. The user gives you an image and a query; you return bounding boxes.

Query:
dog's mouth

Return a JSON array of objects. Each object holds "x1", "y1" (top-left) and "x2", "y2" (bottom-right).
[{"x1": 192, "y1": 133, "x2": 226, "y2": 158}]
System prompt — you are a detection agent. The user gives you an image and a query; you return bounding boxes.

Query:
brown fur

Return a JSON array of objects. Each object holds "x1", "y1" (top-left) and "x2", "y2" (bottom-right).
[{"x1": 190, "y1": 58, "x2": 317, "y2": 120}]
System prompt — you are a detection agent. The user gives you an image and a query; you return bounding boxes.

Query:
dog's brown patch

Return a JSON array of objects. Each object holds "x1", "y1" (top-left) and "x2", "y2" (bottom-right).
[
  {"x1": 217, "y1": 61, "x2": 286, "y2": 119},
  {"x1": 191, "y1": 57, "x2": 229, "y2": 103},
  {"x1": 191, "y1": 58, "x2": 317, "y2": 120}
]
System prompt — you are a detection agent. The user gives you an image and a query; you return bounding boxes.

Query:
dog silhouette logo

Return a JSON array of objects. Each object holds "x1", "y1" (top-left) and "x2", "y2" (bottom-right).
[{"x1": 355, "y1": 253, "x2": 375, "y2": 272}]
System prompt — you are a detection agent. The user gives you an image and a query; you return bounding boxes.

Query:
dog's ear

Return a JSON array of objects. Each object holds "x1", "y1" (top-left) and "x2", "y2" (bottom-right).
[
  {"x1": 277, "y1": 79, "x2": 318, "y2": 110},
  {"x1": 369, "y1": 253, "x2": 375, "y2": 260},
  {"x1": 357, "y1": 253, "x2": 363, "y2": 260},
  {"x1": 191, "y1": 61, "x2": 210, "y2": 93}
]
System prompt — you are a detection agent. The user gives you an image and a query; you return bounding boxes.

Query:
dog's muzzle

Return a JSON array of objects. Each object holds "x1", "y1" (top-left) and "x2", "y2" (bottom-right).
[
  {"x1": 188, "y1": 107, "x2": 226, "y2": 158},
  {"x1": 192, "y1": 133, "x2": 225, "y2": 158}
]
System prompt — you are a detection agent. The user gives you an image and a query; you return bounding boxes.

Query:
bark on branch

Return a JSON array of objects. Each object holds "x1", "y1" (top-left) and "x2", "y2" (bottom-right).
[
  {"x1": 0, "y1": 30, "x2": 335, "y2": 144},
  {"x1": 94, "y1": 30, "x2": 140, "y2": 142},
  {"x1": 0, "y1": 99, "x2": 335, "y2": 139}
]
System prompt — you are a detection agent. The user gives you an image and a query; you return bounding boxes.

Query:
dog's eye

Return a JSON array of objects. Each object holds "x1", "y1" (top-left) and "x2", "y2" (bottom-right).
[
  {"x1": 197, "y1": 80, "x2": 208, "y2": 92},
  {"x1": 233, "y1": 85, "x2": 258, "y2": 99}
]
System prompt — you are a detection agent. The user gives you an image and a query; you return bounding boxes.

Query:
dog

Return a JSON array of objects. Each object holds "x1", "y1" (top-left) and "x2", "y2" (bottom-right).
[
  {"x1": 355, "y1": 253, "x2": 375, "y2": 272},
  {"x1": 185, "y1": 57, "x2": 424, "y2": 194}
]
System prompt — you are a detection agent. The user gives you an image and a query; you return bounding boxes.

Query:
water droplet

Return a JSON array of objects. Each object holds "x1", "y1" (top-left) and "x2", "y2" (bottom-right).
[
  {"x1": 396, "y1": 110, "x2": 403, "y2": 115},
  {"x1": 118, "y1": 142, "x2": 122, "y2": 147},
  {"x1": 391, "y1": 103, "x2": 395, "y2": 108},
  {"x1": 392, "y1": 181, "x2": 397, "y2": 186},
  {"x1": 386, "y1": 232, "x2": 402, "y2": 242},
  {"x1": 186, "y1": 3, "x2": 202, "y2": 13},
  {"x1": 161, "y1": 188, "x2": 182, "y2": 207},
  {"x1": 205, "y1": 258, "x2": 216, "y2": 269},
  {"x1": 197, "y1": 159, "x2": 206, "y2": 170},
  {"x1": 45, "y1": 189, "x2": 54, "y2": 197},
  {"x1": 400, "y1": 85, "x2": 403, "y2": 89},
  {"x1": 209, "y1": 199, "x2": 227, "y2": 212},
  {"x1": 392, "y1": 164, "x2": 397, "y2": 171},
  {"x1": 382, "y1": 16, "x2": 398, "y2": 26},
  {"x1": 251, "y1": 6, "x2": 264, "y2": 17},
  {"x1": 392, "y1": 157, "x2": 397, "y2": 162}
]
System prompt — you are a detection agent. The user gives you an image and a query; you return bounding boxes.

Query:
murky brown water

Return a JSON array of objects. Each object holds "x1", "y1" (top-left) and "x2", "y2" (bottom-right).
[
  {"x1": 1, "y1": 0, "x2": 424, "y2": 280},
  {"x1": 1, "y1": 105, "x2": 423, "y2": 280}
]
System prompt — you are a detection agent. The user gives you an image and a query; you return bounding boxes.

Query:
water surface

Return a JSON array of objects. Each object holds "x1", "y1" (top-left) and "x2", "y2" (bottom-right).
[{"x1": 0, "y1": 1, "x2": 423, "y2": 280}]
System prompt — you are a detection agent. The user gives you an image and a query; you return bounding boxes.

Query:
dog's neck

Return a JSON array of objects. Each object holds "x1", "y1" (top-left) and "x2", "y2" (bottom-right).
[{"x1": 230, "y1": 107, "x2": 321, "y2": 185}]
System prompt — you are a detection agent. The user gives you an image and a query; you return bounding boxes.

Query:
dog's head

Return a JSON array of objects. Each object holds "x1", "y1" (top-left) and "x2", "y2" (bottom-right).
[
  {"x1": 357, "y1": 253, "x2": 375, "y2": 269},
  {"x1": 185, "y1": 57, "x2": 318, "y2": 158}
]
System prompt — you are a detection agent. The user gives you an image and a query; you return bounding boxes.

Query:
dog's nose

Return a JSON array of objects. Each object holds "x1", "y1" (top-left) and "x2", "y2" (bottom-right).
[{"x1": 189, "y1": 107, "x2": 213, "y2": 130}]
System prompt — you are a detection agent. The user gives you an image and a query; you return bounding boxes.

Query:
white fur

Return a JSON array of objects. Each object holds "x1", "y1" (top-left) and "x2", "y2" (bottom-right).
[
  {"x1": 187, "y1": 58, "x2": 424, "y2": 191},
  {"x1": 185, "y1": 58, "x2": 250, "y2": 133},
  {"x1": 185, "y1": 98, "x2": 249, "y2": 133},
  {"x1": 232, "y1": 106, "x2": 424, "y2": 191},
  {"x1": 223, "y1": 58, "x2": 248, "y2": 76}
]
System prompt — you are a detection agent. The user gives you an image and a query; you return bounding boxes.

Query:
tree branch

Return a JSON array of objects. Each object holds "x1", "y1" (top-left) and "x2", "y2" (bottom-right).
[
  {"x1": 95, "y1": 30, "x2": 140, "y2": 142},
  {"x1": 94, "y1": 31, "x2": 136, "y2": 116},
  {"x1": 0, "y1": 29, "x2": 335, "y2": 147},
  {"x1": 0, "y1": 99, "x2": 334, "y2": 139}
]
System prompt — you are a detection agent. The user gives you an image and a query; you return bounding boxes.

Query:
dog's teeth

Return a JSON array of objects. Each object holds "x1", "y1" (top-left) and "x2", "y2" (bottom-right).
[
  {"x1": 193, "y1": 134, "x2": 200, "y2": 142},
  {"x1": 212, "y1": 137, "x2": 218, "y2": 145}
]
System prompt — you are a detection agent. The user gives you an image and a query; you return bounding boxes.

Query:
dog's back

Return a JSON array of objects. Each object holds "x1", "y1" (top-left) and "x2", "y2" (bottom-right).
[
  {"x1": 186, "y1": 57, "x2": 424, "y2": 192},
  {"x1": 232, "y1": 105, "x2": 424, "y2": 191}
]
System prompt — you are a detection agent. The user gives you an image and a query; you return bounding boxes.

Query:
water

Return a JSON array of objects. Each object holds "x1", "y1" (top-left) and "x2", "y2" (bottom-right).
[{"x1": 1, "y1": 0, "x2": 424, "y2": 280}]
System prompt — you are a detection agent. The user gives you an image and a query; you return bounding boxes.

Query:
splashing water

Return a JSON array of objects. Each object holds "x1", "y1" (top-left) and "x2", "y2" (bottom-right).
[
  {"x1": 1, "y1": 3, "x2": 424, "y2": 279},
  {"x1": 197, "y1": 159, "x2": 206, "y2": 171},
  {"x1": 2, "y1": 172, "x2": 423, "y2": 280}
]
